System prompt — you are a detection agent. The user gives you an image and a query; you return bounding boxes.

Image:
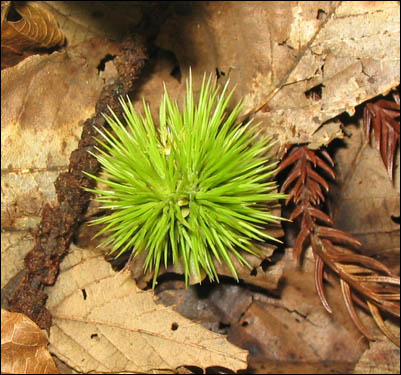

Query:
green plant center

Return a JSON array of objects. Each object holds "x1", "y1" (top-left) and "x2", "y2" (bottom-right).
[{"x1": 85, "y1": 73, "x2": 286, "y2": 286}]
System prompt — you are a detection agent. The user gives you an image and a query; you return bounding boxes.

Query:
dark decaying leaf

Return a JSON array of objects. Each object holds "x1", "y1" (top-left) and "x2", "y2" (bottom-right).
[
  {"x1": 363, "y1": 90, "x2": 400, "y2": 181},
  {"x1": 278, "y1": 145, "x2": 400, "y2": 346}
]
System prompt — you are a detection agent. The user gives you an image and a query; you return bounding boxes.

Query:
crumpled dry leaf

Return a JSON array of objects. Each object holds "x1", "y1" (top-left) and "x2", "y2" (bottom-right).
[
  {"x1": 1, "y1": 309, "x2": 58, "y2": 374},
  {"x1": 1, "y1": 38, "x2": 119, "y2": 290},
  {"x1": 1, "y1": 1, "x2": 65, "y2": 69},
  {"x1": 331, "y1": 123, "x2": 400, "y2": 267},
  {"x1": 45, "y1": 245, "x2": 248, "y2": 373},
  {"x1": 157, "y1": 1, "x2": 400, "y2": 148}
]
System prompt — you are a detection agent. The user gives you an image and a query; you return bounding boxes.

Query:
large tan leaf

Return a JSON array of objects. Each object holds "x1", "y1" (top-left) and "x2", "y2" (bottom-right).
[
  {"x1": 1, "y1": 38, "x2": 119, "y2": 290},
  {"x1": 157, "y1": 1, "x2": 400, "y2": 148},
  {"x1": 1, "y1": 309, "x2": 58, "y2": 374},
  {"x1": 46, "y1": 245, "x2": 248, "y2": 373}
]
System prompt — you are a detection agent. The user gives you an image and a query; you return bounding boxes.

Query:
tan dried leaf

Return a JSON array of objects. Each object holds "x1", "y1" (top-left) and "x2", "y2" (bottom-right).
[
  {"x1": 157, "y1": 1, "x2": 400, "y2": 148},
  {"x1": 1, "y1": 309, "x2": 58, "y2": 374},
  {"x1": 45, "y1": 245, "x2": 248, "y2": 373},
  {"x1": 1, "y1": 1, "x2": 65, "y2": 69},
  {"x1": 1, "y1": 38, "x2": 119, "y2": 289}
]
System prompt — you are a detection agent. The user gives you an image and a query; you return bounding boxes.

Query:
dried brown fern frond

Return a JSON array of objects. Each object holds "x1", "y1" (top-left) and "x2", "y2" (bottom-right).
[
  {"x1": 278, "y1": 145, "x2": 400, "y2": 346},
  {"x1": 363, "y1": 89, "x2": 400, "y2": 181}
]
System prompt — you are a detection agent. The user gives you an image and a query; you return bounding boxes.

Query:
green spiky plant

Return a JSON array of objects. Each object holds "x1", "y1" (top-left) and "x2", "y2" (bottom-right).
[{"x1": 85, "y1": 72, "x2": 286, "y2": 287}]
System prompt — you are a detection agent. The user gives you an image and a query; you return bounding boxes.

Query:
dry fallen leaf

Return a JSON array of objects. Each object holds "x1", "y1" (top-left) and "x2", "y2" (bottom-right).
[
  {"x1": 157, "y1": 1, "x2": 400, "y2": 148},
  {"x1": 227, "y1": 249, "x2": 369, "y2": 369},
  {"x1": 1, "y1": 1, "x2": 65, "y2": 69},
  {"x1": 1, "y1": 309, "x2": 58, "y2": 374},
  {"x1": 45, "y1": 245, "x2": 248, "y2": 373},
  {"x1": 331, "y1": 123, "x2": 400, "y2": 266},
  {"x1": 1, "y1": 38, "x2": 119, "y2": 290},
  {"x1": 2, "y1": 2, "x2": 399, "y2": 373}
]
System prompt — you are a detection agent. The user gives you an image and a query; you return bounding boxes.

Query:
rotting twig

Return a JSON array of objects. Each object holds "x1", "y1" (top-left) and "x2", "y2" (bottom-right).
[{"x1": 7, "y1": 33, "x2": 149, "y2": 329}]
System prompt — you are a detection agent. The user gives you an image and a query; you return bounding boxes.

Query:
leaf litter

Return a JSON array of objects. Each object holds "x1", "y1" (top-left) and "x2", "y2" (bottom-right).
[
  {"x1": 45, "y1": 245, "x2": 248, "y2": 373},
  {"x1": 1, "y1": 1, "x2": 400, "y2": 373}
]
